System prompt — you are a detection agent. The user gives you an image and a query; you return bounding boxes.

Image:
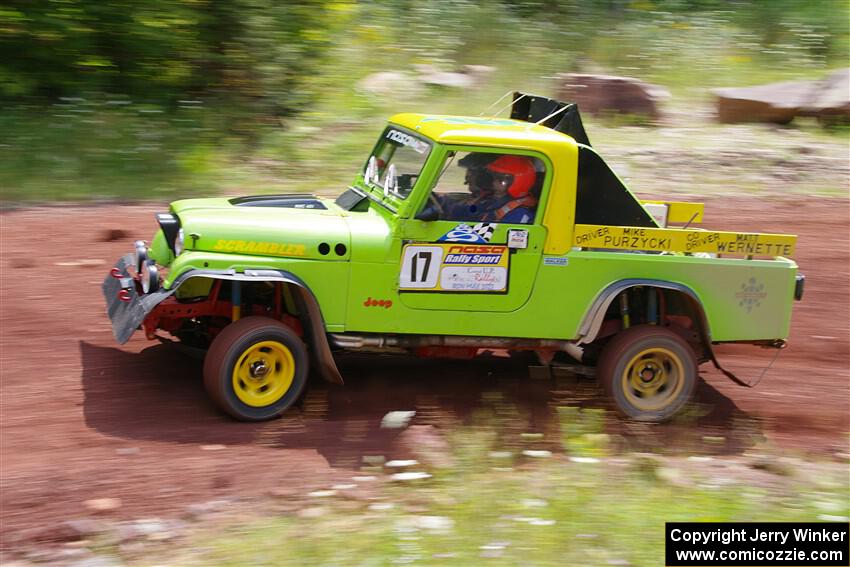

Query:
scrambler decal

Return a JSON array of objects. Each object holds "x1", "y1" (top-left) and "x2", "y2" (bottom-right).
[
  {"x1": 212, "y1": 239, "x2": 306, "y2": 256},
  {"x1": 399, "y1": 243, "x2": 509, "y2": 293}
]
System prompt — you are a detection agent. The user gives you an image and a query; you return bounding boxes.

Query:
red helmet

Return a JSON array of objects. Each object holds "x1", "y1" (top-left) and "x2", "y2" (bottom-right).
[{"x1": 486, "y1": 155, "x2": 536, "y2": 198}]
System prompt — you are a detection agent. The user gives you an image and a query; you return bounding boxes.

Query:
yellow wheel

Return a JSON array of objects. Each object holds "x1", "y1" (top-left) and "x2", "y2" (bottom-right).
[
  {"x1": 231, "y1": 341, "x2": 295, "y2": 408},
  {"x1": 598, "y1": 326, "x2": 697, "y2": 422},
  {"x1": 204, "y1": 317, "x2": 308, "y2": 421}
]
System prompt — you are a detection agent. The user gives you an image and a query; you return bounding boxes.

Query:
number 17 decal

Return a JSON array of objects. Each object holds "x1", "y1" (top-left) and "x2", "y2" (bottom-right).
[
  {"x1": 410, "y1": 250, "x2": 433, "y2": 282},
  {"x1": 399, "y1": 243, "x2": 510, "y2": 292},
  {"x1": 399, "y1": 245, "x2": 443, "y2": 289}
]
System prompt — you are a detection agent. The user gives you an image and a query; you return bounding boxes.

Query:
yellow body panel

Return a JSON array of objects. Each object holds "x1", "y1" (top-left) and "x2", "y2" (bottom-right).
[
  {"x1": 574, "y1": 224, "x2": 796, "y2": 257},
  {"x1": 641, "y1": 200, "x2": 705, "y2": 224}
]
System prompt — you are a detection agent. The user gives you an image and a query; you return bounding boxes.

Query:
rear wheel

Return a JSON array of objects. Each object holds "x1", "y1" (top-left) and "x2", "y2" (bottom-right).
[
  {"x1": 597, "y1": 325, "x2": 697, "y2": 422},
  {"x1": 204, "y1": 316, "x2": 308, "y2": 421}
]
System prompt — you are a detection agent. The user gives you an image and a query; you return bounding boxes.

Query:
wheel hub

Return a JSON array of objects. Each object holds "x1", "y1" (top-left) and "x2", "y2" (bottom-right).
[
  {"x1": 249, "y1": 360, "x2": 269, "y2": 379},
  {"x1": 622, "y1": 346, "x2": 686, "y2": 412},
  {"x1": 629, "y1": 356, "x2": 669, "y2": 394},
  {"x1": 639, "y1": 364, "x2": 657, "y2": 382},
  {"x1": 638, "y1": 362, "x2": 662, "y2": 387},
  {"x1": 231, "y1": 340, "x2": 296, "y2": 408}
]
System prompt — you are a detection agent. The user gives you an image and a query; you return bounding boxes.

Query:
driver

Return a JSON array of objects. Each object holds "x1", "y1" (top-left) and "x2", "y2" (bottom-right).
[
  {"x1": 459, "y1": 152, "x2": 497, "y2": 202},
  {"x1": 439, "y1": 152, "x2": 498, "y2": 221},
  {"x1": 481, "y1": 155, "x2": 538, "y2": 224}
]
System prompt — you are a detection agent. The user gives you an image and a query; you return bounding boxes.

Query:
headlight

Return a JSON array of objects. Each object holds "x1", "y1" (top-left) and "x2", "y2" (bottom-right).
[
  {"x1": 133, "y1": 240, "x2": 148, "y2": 274},
  {"x1": 175, "y1": 228, "x2": 185, "y2": 256},
  {"x1": 141, "y1": 260, "x2": 160, "y2": 294}
]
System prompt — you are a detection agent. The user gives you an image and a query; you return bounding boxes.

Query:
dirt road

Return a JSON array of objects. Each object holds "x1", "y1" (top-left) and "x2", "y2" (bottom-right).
[{"x1": 1, "y1": 196, "x2": 848, "y2": 547}]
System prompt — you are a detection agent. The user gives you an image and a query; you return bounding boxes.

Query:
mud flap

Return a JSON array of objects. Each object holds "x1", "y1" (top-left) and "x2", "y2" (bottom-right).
[
  {"x1": 102, "y1": 254, "x2": 175, "y2": 344},
  {"x1": 710, "y1": 355, "x2": 753, "y2": 388},
  {"x1": 709, "y1": 346, "x2": 783, "y2": 388},
  {"x1": 290, "y1": 286, "x2": 344, "y2": 385}
]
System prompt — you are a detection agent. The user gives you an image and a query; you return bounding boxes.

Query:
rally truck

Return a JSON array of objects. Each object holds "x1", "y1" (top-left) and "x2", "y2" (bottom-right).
[{"x1": 103, "y1": 92, "x2": 804, "y2": 422}]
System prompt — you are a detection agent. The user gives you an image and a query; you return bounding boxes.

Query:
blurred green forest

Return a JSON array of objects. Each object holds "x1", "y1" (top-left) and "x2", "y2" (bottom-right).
[{"x1": 1, "y1": 0, "x2": 848, "y2": 201}]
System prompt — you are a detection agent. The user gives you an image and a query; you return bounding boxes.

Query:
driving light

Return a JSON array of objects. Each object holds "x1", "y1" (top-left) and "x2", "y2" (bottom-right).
[
  {"x1": 141, "y1": 260, "x2": 160, "y2": 294},
  {"x1": 133, "y1": 240, "x2": 148, "y2": 274}
]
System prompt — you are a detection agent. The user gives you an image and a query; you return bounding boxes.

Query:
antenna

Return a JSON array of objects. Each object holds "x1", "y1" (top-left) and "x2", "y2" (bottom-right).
[
  {"x1": 527, "y1": 103, "x2": 570, "y2": 130},
  {"x1": 492, "y1": 93, "x2": 528, "y2": 119},
  {"x1": 479, "y1": 91, "x2": 516, "y2": 117}
]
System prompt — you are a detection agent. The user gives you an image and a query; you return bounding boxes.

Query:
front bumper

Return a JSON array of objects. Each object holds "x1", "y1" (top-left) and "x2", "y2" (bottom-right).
[{"x1": 102, "y1": 254, "x2": 174, "y2": 344}]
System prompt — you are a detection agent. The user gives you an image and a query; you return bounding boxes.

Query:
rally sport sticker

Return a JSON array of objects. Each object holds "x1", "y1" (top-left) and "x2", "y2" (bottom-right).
[{"x1": 399, "y1": 243, "x2": 508, "y2": 293}]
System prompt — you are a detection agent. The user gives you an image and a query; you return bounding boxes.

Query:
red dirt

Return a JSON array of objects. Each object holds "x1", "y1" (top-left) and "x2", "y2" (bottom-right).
[{"x1": 1, "y1": 196, "x2": 848, "y2": 547}]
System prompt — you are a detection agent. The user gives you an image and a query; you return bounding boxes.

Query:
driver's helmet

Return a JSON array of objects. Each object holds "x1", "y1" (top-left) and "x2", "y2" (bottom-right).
[{"x1": 486, "y1": 155, "x2": 536, "y2": 198}]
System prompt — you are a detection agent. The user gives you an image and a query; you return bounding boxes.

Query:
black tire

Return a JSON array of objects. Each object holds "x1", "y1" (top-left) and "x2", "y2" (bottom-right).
[
  {"x1": 204, "y1": 316, "x2": 309, "y2": 421},
  {"x1": 597, "y1": 325, "x2": 697, "y2": 422}
]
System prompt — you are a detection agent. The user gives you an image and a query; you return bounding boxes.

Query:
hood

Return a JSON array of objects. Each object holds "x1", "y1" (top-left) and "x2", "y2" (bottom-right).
[{"x1": 170, "y1": 195, "x2": 351, "y2": 261}]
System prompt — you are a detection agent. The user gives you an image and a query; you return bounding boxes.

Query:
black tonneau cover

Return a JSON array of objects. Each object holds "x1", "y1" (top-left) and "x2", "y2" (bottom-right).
[
  {"x1": 510, "y1": 91, "x2": 591, "y2": 146},
  {"x1": 510, "y1": 91, "x2": 655, "y2": 228}
]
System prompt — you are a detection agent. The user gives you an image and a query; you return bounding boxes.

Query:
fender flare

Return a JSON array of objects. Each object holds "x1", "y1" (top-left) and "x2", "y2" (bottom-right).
[
  {"x1": 576, "y1": 279, "x2": 752, "y2": 387},
  {"x1": 576, "y1": 278, "x2": 711, "y2": 345},
  {"x1": 169, "y1": 268, "x2": 344, "y2": 385}
]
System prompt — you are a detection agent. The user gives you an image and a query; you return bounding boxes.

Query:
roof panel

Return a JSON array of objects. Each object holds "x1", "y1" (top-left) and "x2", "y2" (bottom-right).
[{"x1": 389, "y1": 113, "x2": 574, "y2": 147}]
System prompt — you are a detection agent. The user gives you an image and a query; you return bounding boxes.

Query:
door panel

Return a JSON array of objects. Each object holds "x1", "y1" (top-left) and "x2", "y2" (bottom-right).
[
  {"x1": 395, "y1": 147, "x2": 550, "y2": 313},
  {"x1": 397, "y1": 220, "x2": 545, "y2": 312}
]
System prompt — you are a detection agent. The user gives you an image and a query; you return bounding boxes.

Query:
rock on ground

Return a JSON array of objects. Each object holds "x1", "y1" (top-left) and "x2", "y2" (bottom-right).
[
  {"x1": 413, "y1": 64, "x2": 495, "y2": 89},
  {"x1": 393, "y1": 425, "x2": 455, "y2": 469},
  {"x1": 714, "y1": 68, "x2": 850, "y2": 125},
  {"x1": 713, "y1": 81, "x2": 813, "y2": 124},
  {"x1": 555, "y1": 73, "x2": 670, "y2": 121},
  {"x1": 413, "y1": 64, "x2": 475, "y2": 89},
  {"x1": 802, "y1": 68, "x2": 850, "y2": 126},
  {"x1": 357, "y1": 71, "x2": 423, "y2": 98}
]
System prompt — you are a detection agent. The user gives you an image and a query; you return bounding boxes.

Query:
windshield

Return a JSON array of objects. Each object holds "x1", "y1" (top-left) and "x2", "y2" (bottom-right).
[{"x1": 362, "y1": 127, "x2": 432, "y2": 199}]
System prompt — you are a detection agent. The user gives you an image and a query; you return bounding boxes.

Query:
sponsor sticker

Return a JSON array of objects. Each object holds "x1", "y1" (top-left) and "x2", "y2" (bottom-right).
[
  {"x1": 543, "y1": 256, "x2": 568, "y2": 266},
  {"x1": 400, "y1": 243, "x2": 509, "y2": 293},
  {"x1": 386, "y1": 129, "x2": 429, "y2": 154},
  {"x1": 437, "y1": 222, "x2": 497, "y2": 244},
  {"x1": 507, "y1": 229, "x2": 528, "y2": 249}
]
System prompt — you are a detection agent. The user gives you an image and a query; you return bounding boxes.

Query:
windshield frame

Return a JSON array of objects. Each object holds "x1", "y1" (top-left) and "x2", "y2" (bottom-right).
[{"x1": 360, "y1": 125, "x2": 433, "y2": 203}]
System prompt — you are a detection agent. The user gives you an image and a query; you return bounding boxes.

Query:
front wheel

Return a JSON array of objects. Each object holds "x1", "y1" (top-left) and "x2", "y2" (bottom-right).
[
  {"x1": 203, "y1": 316, "x2": 309, "y2": 421},
  {"x1": 597, "y1": 325, "x2": 697, "y2": 422}
]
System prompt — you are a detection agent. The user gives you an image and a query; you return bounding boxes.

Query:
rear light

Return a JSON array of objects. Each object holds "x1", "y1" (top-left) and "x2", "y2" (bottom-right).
[{"x1": 794, "y1": 274, "x2": 805, "y2": 301}]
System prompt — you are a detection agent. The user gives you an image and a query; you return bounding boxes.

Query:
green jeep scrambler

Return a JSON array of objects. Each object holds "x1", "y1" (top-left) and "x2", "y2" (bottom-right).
[{"x1": 103, "y1": 93, "x2": 804, "y2": 422}]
